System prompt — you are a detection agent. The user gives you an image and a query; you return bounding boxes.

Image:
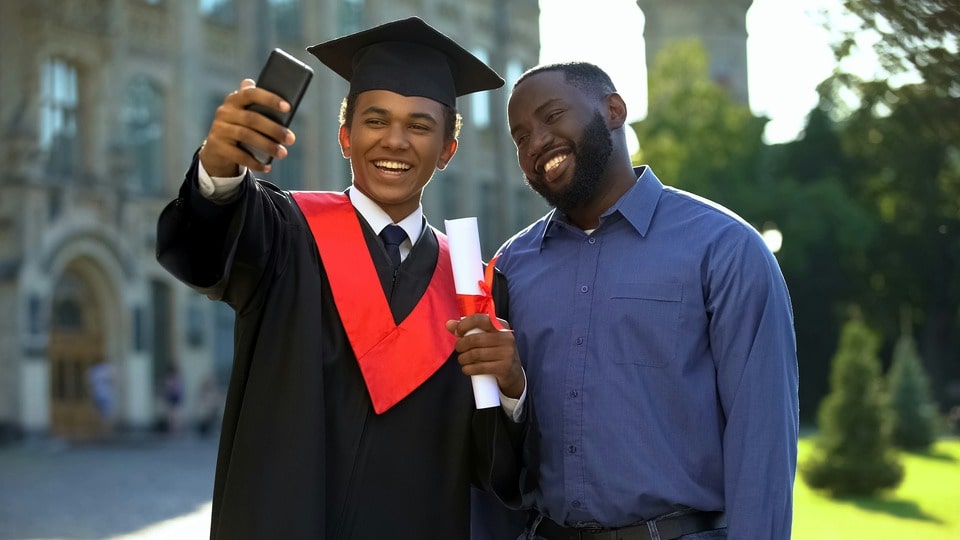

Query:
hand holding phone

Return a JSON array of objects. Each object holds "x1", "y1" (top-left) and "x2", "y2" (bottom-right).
[{"x1": 239, "y1": 48, "x2": 314, "y2": 165}]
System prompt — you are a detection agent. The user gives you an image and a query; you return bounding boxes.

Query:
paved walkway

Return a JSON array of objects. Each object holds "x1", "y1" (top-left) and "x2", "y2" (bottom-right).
[{"x1": 0, "y1": 435, "x2": 219, "y2": 540}]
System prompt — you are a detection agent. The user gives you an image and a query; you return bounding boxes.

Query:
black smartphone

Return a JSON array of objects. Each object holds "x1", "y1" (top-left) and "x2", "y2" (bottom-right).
[{"x1": 239, "y1": 48, "x2": 314, "y2": 165}]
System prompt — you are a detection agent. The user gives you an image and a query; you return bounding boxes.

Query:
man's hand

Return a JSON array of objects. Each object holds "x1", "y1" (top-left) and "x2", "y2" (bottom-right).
[
  {"x1": 198, "y1": 79, "x2": 297, "y2": 176},
  {"x1": 446, "y1": 314, "x2": 525, "y2": 399}
]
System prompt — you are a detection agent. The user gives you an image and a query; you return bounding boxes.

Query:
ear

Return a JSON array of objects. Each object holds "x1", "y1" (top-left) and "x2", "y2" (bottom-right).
[
  {"x1": 604, "y1": 92, "x2": 628, "y2": 130},
  {"x1": 338, "y1": 124, "x2": 351, "y2": 158},
  {"x1": 437, "y1": 139, "x2": 458, "y2": 170}
]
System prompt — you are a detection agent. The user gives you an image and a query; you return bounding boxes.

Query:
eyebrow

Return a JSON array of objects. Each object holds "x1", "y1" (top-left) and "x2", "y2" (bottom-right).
[
  {"x1": 359, "y1": 106, "x2": 439, "y2": 125},
  {"x1": 510, "y1": 98, "x2": 565, "y2": 137},
  {"x1": 534, "y1": 98, "x2": 565, "y2": 116}
]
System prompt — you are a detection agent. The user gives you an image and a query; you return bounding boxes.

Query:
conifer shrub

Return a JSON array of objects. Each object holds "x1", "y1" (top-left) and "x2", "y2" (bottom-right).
[
  {"x1": 888, "y1": 333, "x2": 939, "y2": 450},
  {"x1": 801, "y1": 318, "x2": 904, "y2": 496}
]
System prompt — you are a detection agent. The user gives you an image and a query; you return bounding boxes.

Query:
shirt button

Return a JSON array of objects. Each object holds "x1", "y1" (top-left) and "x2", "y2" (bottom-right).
[
  {"x1": 569, "y1": 390, "x2": 578, "y2": 398},
  {"x1": 572, "y1": 500, "x2": 582, "y2": 508},
  {"x1": 580, "y1": 285, "x2": 589, "y2": 293},
  {"x1": 568, "y1": 445, "x2": 577, "y2": 454},
  {"x1": 575, "y1": 337, "x2": 583, "y2": 345},
  {"x1": 588, "y1": 237, "x2": 596, "y2": 244}
]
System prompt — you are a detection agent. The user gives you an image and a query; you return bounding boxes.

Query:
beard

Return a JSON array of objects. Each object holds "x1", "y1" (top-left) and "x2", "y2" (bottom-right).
[{"x1": 526, "y1": 111, "x2": 613, "y2": 214}]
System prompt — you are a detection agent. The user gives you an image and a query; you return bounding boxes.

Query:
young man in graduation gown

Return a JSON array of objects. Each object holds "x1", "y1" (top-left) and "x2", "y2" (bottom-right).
[{"x1": 156, "y1": 17, "x2": 527, "y2": 540}]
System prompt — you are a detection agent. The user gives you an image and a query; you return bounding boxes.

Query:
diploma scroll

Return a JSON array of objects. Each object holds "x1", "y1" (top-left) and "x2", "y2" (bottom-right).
[{"x1": 444, "y1": 217, "x2": 501, "y2": 409}]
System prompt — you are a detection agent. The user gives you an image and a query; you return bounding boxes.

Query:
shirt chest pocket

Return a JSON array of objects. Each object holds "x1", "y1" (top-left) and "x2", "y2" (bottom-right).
[{"x1": 605, "y1": 282, "x2": 682, "y2": 367}]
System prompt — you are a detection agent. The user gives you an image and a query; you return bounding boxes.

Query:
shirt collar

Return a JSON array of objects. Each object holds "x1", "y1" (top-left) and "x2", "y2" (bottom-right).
[
  {"x1": 615, "y1": 166, "x2": 663, "y2": 238},
  {"x1": 348, "y1": 187, "x2": 424, "y2": 242},
  {"x1": 538, "y1": 166, "x2": 663, "y2": 249}
]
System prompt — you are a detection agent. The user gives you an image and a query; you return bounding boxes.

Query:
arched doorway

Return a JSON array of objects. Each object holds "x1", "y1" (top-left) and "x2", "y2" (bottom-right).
[{"x1": 48, "y1": 269, "x2": 108, "y2": 439}]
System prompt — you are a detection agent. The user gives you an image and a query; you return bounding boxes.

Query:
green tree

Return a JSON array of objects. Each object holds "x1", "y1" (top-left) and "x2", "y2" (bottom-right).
[
  {"x1": 630, "y1": 40, "x2": 767, "y2": 212},
  {"x1": 801, "y1": 317, "x2": 903, "y2": 497},
  {"x1": 888, "y1": 323, "x2": 940, "y2": 450},
  {"x1": 825, "y1": 0, "x2": 959, "y2": 139},
  {"x1": 815, "y1": 0, "x2": 960, "y2": 407}
]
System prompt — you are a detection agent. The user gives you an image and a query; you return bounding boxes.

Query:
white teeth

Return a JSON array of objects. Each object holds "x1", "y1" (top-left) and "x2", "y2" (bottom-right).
[
  {"x1": 374, "y1": 160, "x2": 412, "y2": 171},
  {"x1": 544, "y1": 154, "x2": 568, "y2": 173}
]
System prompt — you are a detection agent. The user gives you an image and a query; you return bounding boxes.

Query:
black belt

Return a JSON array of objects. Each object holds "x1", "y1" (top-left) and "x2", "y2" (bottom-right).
[{"x1": 531, "y1": 510, "x2": 726, "y2": 540}]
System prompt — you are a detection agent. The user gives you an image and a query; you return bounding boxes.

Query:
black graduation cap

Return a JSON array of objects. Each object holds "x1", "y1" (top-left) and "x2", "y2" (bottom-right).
[{"x1": 306, "y1": 17, "x2": 504, "y2": 108}]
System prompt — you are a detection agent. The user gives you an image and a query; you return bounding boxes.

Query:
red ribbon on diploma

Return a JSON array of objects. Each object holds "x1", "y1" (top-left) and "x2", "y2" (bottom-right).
[{"x1": 456, "y1": 255, "x2": 506, "y2": 331}]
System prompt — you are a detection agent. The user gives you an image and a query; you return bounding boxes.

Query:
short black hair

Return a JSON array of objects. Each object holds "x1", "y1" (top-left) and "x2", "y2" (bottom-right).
[
  {"x1": 338, "y1": 92, "x2": 463, "y2": 141},
  {"x1": 514, "y1": 61, "x2": 617, "y2": 99}
]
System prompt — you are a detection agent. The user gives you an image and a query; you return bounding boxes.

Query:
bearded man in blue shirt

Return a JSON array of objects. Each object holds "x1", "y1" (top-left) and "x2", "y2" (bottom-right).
[{"x1": 495, "y1": 62, "x2": 799, "y2": 539}]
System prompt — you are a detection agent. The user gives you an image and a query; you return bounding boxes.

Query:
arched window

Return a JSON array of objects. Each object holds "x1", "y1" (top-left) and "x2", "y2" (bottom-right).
[
  {"x1": 40, "y1": 58, "x2": 79, "y2": 178},
  {"x1": 121, "y1": 76, "x2": 164, "y2": 194},
  {"x1": 505, "y1": 59, "x2": 524, "y2": 91},
  {"x1": 470, "y1": 48, "x2": 492, "y2": 129},
  {"x1": 199, "y1": 0, "x2": 236, "y2": 25}
]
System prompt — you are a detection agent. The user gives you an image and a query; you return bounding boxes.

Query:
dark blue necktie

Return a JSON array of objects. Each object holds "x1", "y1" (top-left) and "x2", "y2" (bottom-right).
[{"x1": 379, "y1": 224, "x2": 407, "y2": 267}]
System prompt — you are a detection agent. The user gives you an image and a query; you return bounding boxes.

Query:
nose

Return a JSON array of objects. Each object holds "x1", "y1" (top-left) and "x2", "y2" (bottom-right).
[
  {"x1": 381, "y1": 123, "x2": 410, "y2": 150},
  {"x1": 525, "y1": 125, "x2": 550, "y2": 157}
]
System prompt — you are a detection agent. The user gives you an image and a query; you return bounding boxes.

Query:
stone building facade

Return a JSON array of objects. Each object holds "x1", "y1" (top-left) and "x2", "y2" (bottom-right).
[{"x1": 0, "y1": 0, "x2": 541, "y2": 440}]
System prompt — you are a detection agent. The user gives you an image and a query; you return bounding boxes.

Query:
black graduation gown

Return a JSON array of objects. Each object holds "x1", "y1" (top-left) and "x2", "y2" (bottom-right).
[{"x1": 156, "y1": 159, "x2": 526, "y2": 539}]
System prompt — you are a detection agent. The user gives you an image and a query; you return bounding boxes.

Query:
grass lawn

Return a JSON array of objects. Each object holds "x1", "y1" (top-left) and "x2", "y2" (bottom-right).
[{"x1": 793, "y1": 437, "x2": 960, "y2": 539}]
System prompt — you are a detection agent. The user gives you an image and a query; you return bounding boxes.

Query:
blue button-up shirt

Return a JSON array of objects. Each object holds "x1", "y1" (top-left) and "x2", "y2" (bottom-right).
[{"x1": 496, "y1": 167, "x2": 799, "y2": 539}]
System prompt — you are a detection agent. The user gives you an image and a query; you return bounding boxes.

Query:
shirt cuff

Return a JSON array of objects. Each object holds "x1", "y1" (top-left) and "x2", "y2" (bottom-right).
[
  {"x1": 198, "y1": 159, "x2": 246, "y2": 202},
  {"x1": 499, "y1": 368, "x2": 527, "y2": 423}
]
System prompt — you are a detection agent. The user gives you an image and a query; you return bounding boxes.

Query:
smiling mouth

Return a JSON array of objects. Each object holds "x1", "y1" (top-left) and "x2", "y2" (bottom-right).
[
  {"x1": 542, "y1": 153, "x2": 569, "y2": 174},
  {"x1": 374, "y1": 160, "x2": 412, "y2": 174}
]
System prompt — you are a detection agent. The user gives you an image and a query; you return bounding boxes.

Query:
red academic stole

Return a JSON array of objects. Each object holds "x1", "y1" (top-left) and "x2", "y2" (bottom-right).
[{"x1": 292, "y1": 192, "x2": 459, "y2": 414}]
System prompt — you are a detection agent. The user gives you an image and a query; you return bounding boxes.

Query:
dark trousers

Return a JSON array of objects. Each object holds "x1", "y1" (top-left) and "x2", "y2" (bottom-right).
[{"x1": 521, "y1": 509, "x2": 727, "y2": 540}]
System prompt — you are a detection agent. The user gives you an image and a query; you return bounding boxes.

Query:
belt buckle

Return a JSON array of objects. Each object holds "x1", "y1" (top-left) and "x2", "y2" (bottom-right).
[{"x1": 576, "y1": 525, "x2": 605, "y2": 539}]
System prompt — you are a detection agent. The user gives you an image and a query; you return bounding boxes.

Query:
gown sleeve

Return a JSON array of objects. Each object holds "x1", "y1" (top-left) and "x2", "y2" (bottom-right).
[{"x1": 156, "y1": 153, "x2": 299, "y2": 312}]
